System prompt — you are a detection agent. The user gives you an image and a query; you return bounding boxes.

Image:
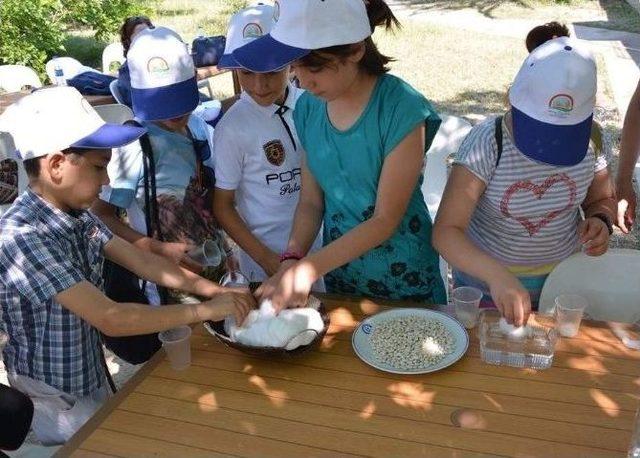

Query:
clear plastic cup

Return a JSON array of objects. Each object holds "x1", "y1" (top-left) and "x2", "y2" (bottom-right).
[
  {"x1": 158, "y1": 326, "x2": 192, "y2": 370},
  {"x1": 220, "y1": 270, "x2": 250, "y2": 289},
  {"x1": 452, "y1": 286, "x2": 483, "y2": 329},
  {"x1": 629, "y1": 407, "x2": 640, "y2": 458},
  {"x1": 555, "y1": 294, "x2": 588, "y2": 337},
  {"x1": 188, "y1": 240, "x2": 222, "y2": 267}
]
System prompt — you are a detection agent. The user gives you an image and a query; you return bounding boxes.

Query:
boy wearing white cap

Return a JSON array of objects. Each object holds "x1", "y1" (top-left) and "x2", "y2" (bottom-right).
[
  {"x1": 433, "y1": 37, "x2": 616, "y2": 327},
  {"x1": 212, "y1": 4, "x2": 323, "y2": 283},
  {"x1": 0, "y1": 87, "x2": 253, "y2": 445},
  {"x1": 92, "y1": 26, "x2": 227, "y2": 302},
  {"x1": 233, "y1": 0, "x2": 446, "y2": 310}
]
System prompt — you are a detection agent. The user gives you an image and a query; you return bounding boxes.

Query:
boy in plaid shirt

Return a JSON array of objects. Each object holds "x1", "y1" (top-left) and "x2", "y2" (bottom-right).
[{"x1": 0, "y1": 87, "x2": 254, "y2": 445}]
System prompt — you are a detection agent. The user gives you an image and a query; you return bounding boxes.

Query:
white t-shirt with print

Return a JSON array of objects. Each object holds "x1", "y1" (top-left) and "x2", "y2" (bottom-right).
[
  {"x1": 454, "y1": 116, "x2": 608, "y2": 267},
  {"x1": 214, "y1": 84, "x2": 323, "y2": 282}
]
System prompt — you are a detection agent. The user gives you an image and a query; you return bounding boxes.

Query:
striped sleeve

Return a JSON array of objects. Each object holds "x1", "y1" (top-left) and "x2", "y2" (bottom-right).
[{"x1": 453, "y1": 119, "x2": 499, "y2": 185}]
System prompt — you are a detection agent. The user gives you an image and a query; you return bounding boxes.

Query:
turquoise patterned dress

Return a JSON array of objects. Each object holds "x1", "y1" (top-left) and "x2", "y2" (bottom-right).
[{"x1": 293, "y1": 74, "x2": 446, "y2": 304}]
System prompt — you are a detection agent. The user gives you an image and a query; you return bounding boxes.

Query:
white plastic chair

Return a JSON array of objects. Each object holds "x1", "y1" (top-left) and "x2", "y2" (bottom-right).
[
  {"x1": 102, "y1": 42, "x2": 125, "y2": 74},
  {"x1": 538, "y1": 249, "x2": 640, "y2": 323},
  {"x1": 421, "y1": 114, "x2": 472, "y2": 301},
  {"x1": 0, "y1": 65, "x2": 42, "y2": 92},
  {"x1": 45, "y1": 57, "x2": 94, "y2": 84},
  {"x1": 197, "y1": 78, "x2": 213, "y2": 99},
  {"x1": 421, "y1": 114, "x2": 472, "y2": 222},
  {"x1": 93, "y1": 103, "x2": 134, "y2": 124},
  {"x1": 109, "y1": 79, "x2": 126, "y2": 105}
]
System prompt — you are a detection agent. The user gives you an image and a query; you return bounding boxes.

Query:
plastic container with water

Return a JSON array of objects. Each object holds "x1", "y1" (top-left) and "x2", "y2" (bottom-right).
[{"x1": 479, "y1": 310, "x2": 557, "y2": 370}]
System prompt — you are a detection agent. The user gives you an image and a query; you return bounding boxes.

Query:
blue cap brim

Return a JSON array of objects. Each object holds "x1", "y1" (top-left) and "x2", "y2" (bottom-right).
[
  {"x1": 71, "y1": 123, "x2": 146, "y2": 149},
  {"x1": 131, "y1": 76, "x2": 199, "y2": 121},
  {"x1": 512, "y1": 107, "x2": 592, "y2": 166},
  {"x1": 232, "y1": 34, "x2": 309, "y2": 73},
  {"x1": 217, "y1": 53, "x2": 240, "y2": 70}
]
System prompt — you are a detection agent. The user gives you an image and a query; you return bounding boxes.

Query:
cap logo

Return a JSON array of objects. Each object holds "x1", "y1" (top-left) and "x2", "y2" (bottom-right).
[
  {"x1": 147, "y1": 57, "x2": 170, "y2": 77},
  {"x1": 243, "y1": 23, "x2": 263, "y2": 39},
  {"x1": 548, "y1": 94, "x2": 574, "y2": 113},
  {"x1": 273, "y1": 1, "x2": 280, "y2": 22}
]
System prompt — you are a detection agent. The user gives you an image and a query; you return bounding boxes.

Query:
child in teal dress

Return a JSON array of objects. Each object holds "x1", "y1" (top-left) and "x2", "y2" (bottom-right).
[{"x1": 234, "y1": 0, "x2": 446, "y2": 310}]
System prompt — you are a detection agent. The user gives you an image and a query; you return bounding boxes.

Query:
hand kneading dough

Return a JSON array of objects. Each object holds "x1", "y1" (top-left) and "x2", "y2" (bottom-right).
[{"x1": 224, "y1": 297, "x2": 324, "y2": 350}]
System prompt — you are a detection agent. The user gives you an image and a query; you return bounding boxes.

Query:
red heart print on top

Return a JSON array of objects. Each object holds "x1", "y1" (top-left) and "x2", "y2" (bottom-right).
[{"x1": 500, "y1": 173, "x2": 577, "y2": 236}]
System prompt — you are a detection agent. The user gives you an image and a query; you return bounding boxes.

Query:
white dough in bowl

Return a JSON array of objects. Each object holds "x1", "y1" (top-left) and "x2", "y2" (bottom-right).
[{"x1": 224, "y1": 297, "x2": 324, "y2": 350}]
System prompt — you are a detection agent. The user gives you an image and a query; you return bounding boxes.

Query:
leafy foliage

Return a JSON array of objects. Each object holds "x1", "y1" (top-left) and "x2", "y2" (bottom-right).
[
  {"x1": 0, "y1": 0, "x2": 150, "y2": 75},
  {"x1": 0, "y1": 0, "x2": 66, "y2": 74},
  {"x1": 61, "y1": 0, "x2": 153, "y2": 42}
]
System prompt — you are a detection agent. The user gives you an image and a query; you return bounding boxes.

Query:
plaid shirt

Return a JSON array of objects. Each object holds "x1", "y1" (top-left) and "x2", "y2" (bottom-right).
[{"x1": 0, "y1": 189, "x2": 113, "y2": 396}]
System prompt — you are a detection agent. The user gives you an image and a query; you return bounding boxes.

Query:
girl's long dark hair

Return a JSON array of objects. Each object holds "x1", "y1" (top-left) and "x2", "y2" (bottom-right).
[
  {"x1": 299, "y1": 0, "x2": 400, "y2": 76},
  {"x1": 120, "y1": 16, "x2": 154, "y2": 57}
]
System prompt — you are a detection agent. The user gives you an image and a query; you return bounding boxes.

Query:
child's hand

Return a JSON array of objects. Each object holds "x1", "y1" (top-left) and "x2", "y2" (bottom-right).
[
  {"x1": 256, "y1": 260, "x2": 315, "y2": 313},
  {"x1": 255, "y1": 259, "x2": 295, "y2": 301},
  {"x1": 578, "y1": 217, "x2": 610, "y2": 256},
  {"x1": 615, "y1": 178, "x2": 636, "y2": 233},
  {"x1": 205, "y1": 291, "x2": 255, "y2": 325},
  {"x1": 155, "y1": 241, "x2": 203, "y2": 273},
  {"x1": 488, "y1": 274, "x2": 531, "y2": 327}
]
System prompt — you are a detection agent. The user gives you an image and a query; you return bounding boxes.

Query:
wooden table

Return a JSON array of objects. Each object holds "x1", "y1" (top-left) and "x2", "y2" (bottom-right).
[
  {"x1": 196, "y1": 65, "x2": 241, "y2": 97},
  {"x1": 59, "y1": 295, "x2": 639, "y2": 457},
  {"x1": 0, "y1": 91, "x2": 114, "y2": 116}
]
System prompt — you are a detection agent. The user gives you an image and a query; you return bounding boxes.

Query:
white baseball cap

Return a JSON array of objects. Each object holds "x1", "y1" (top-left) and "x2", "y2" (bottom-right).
[
  {"x1": 509, "y1": 36, "x2": 597, "y2": 166},
  {"x1": 0, "y1": 87, "x2": 145, "y2": 160},
  {"x1": 128, "y1": 26, "x2": 199, "y2": 121},
  {"x1": 218, "y1": 4, "x2": 275, "y2": 70},
  {"x1": 233, "y1": 0, "x2": 372, "y2": 73}
]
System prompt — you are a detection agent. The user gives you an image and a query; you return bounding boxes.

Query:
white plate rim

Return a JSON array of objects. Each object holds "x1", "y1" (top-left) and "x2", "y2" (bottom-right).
[{"x1": 351, "y1": 308, "x2": 469, "y2": 375}]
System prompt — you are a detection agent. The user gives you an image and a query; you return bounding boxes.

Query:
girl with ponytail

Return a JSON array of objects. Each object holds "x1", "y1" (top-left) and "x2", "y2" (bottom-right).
[{"x1": 234, "y1": 0, "x2": 446, "y2": 310}]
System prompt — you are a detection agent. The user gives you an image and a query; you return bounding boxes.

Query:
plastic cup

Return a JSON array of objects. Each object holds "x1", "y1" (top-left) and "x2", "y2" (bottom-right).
[
  {"x1": 188, "y1": 240, "x2": 222, "y2": 267},
  {"x1": 220, "y1": 270, "x2": 250, "y2": 289},
  {"x1": 555, "y1": 294, "x2": 588, "y2": 337},
  {"x1": 158, "y1": 326, "x2": 192, "y2": 370},
  {"x1": 452, "y1": 286, "x2": 483, "y2": 329},
  {"x1": 629, "y1": 407, "x2": 640, "y2": 458}
]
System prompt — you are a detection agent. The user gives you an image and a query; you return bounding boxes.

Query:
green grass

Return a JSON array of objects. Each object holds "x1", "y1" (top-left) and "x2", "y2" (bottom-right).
[
  {"x1": 150, "y1": 0, "x2": 247, "y2": 41},
  {"x1": 375, "y1": 21, "x2": 616, "y2": 118}
]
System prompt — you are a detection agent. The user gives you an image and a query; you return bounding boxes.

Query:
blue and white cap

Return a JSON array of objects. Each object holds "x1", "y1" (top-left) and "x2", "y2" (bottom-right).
[
  {"x1": 233, "y1": 0, "x2": 372, "y2": 73},
  {"x1": 509, "y1": 36, "x2": 597, "y2": 166},
  {"x1": 128, "y1": 26, "x2": 199, "y2": 121},
  {"x1": 218, "y1": 4, "x2": 275, "y2": 70},
  {"x1": 0, "y1": 87, "x2": 145, "y2": 160}
]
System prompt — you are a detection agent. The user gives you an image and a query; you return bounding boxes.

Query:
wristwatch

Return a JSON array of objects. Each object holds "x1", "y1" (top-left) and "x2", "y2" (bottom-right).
[{"x1": 591, "y1": 213, "x2": 613, "y2": 235}]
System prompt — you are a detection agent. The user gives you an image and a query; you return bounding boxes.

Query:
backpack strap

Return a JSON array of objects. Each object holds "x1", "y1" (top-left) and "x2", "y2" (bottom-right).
[
  {"x1": 125, "y1": 120, "x2": 169, "y2": 305},
  {"x1": 494, "y1": 115, "x2": 503, "y2": 168}
]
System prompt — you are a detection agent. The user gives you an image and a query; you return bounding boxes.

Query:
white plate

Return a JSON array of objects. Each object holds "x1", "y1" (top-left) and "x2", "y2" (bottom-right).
[{"x1": 352, "y1": 308, "x2": 469, "y2": 375}]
